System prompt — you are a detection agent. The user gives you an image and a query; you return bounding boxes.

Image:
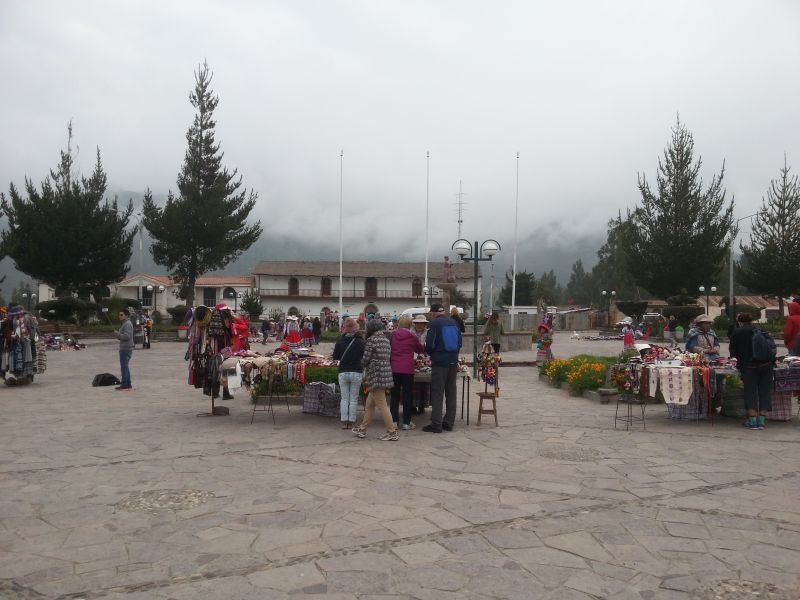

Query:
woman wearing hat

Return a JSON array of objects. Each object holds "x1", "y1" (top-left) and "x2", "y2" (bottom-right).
[
  {"x1": 686, "y1": 315, "x2": 720, "y2": 360},
  {"x1": 333, "y1": 317, "x2": 366, "y2": 428},
  {"x1": 412, "y1": 313, "x2": 429, "y2": 345},
  {"x1": 535, "y1": 323, "x2": 554, "y2": 363},
  {"x1": 352, "y1": 319, "x2": 398, "y2": 441}
]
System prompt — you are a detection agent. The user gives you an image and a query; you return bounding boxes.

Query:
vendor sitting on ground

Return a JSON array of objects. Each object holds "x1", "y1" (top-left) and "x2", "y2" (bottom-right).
[{"x1": 685, "y1": 314, "x2": 720, "y2": 360}]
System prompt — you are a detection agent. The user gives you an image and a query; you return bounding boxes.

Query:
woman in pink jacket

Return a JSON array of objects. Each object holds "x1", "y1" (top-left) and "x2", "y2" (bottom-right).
[{"x1": 390, "y1": 315, "x2": 425, "y2": 430}]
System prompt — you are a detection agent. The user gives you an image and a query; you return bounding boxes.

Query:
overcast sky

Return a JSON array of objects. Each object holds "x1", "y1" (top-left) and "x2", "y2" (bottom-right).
[{"x1": 1, "y1": 1, "x2": 799, "y2": 285}]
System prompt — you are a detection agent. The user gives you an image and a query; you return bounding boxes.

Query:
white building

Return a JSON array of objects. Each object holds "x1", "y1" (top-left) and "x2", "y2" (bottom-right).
[
  {"x1": 253, "y1": 260, "x2": 479, "y2": 317},
  {"x1": 111, "y1": 274, "x2": 255, "y2": 313}
]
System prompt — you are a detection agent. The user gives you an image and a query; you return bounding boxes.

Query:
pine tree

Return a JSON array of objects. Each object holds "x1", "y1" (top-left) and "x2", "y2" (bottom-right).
[
  {"x1": 142, "y1": 62, "x2": 262, "y2": 307},
  {"x1": 737, "y1": 156, "x2": 800, "y2": 314},
  {"x1": 536, "y1": 270, "x2": 563, "y2": 305},
  {"x1": 623, "y1": 118, "x2": 735, "y2": 299},
  {"x1": 565, "y1": 259, "x2": 592, "y2": 306},
  {"x1": 0, "y1": 123, "x2": 135, "y2": 296},
  {"x1": 498, "y1": 270, "x2": 535, "y2": 306},
  {"x1": 590, "y1": 215, "x2": 640, "y2": 301}
]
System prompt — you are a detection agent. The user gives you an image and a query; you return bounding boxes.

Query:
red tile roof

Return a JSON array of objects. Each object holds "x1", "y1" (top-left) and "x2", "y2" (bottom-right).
[{"x1": 118, "y1": 274, "x2": 254, "y2": 287}]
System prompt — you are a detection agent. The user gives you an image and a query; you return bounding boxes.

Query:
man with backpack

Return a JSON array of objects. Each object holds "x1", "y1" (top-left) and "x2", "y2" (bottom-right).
[
  {"x1": 729, "y1": 312, "x2": 776, "y2": 429},
  {"x1": 423, "y1": 303, "x2": 462, "y2": 433}
]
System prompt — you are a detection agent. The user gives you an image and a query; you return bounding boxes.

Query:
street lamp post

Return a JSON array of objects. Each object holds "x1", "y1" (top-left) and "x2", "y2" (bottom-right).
[
  {"x1": 730, "y1": 213, "x2": 761, "y2": 319},
  {"x1": 452, "y1": 239, "x2": 501, "y2": 378},
  {"x1": 601, "y1": 290, "x2": 616, "y2": 327},
  {"x1": 698, "y1": 285, "x2": 717, "y2": 314},
  {"x1": 22, "y1": 292, "x2": 35, "y2": 311},
  {"x1": 422, "y1": 285, "x2": 440, "y2": 300},
  {"x1": 147, "y1": 284, "x2": 166, "y2": 312}
]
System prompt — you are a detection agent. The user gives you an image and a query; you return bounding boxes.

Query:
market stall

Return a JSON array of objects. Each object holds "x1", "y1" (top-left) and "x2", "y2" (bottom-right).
[
  {"x1": 0, "y1": 306, "x2": 46, "y2": 385},
  {"x1": 611, "y1": 344, "x2": 794, "y2": 423}
]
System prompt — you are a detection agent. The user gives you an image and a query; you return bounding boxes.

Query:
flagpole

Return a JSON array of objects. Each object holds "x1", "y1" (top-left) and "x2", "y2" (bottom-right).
[
  {"x1": 424, "y1": 151, "x2": 430, "y2": 308},
  {"x1": 511, "y1": 152, "x2": 519, "y2": 329},
  {"x1": 338, "y1": 150, "x2": 344, "y2": 317}
]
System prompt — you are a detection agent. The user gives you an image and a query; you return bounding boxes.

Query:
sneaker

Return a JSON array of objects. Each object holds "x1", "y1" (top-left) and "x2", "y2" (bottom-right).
[
  {"x1": 379, "y1": 430, "x2": 399, "y2": 441},
  {"x1": 354, "y1": 429, "x2": 366, "y2": 439},
  {"x1": 351, "y1": 426, "x2": 365, "y2": 436},
  {"x1": 422, "y1": 424, "x2": 442, "y2": 433},
  {"x1": 402, "y1": 422, "x2": 415, "y2": 431},
  {"x1": 393, "y1": 422, "x2": 399, "y2": 431},
  {"x1": 756, "y1": 416, "x2": 766, "y2": 430},
  {"x1": 115, "y1": 385, "x2": 132, "y2": 391},
  {"x1": 742, "y1": 419, "x2": 758, "y2": 430},
  {"x1": 441, "y1": 422, "x2": 453, "y2": 431}
]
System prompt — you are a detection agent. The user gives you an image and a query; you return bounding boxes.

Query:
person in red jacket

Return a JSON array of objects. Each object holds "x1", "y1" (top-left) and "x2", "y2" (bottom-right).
[
  {"x1": 783, "y1": 299, "x2": 800, "y2": 356},
  {"x1": 389, "y1": 315, "x2": 425, "y2": 430}
]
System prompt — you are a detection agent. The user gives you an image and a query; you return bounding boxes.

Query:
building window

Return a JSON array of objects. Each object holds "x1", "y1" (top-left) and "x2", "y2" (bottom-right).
[
  {"x1": 365, "y1": 277, "x2": 378, "y2": 297},
  {"x1": 288, "y1": 277, "x2": 299, "y2": 296},
  {"x1": 203, "y1": 287, "x2": 216, "y2": 307},
  {"x1": 412, "y1": 278, "x2": 422, "y2": 296},
  {"x1": 321, "y1": 277, "x2": 332, "y2": 296},
  {"x1": 141, "y1": 287, "x2": 153, "y2": 307}
]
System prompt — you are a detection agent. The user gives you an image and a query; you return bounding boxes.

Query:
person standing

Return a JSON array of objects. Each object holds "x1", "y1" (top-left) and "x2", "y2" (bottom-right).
[
  {"x1": 333, "y1": 317, "x2": 365, "y2": 429},
  {"x1": 116, "y1": 309, "x2": 134, "y2": 390},
  {"x1": 729, "y1": 313, "x2": 774, "y2": 429},
  {"x1": 390, "y1": 315, "x2": 425, "y2": 430},
  {"x1": 352, "y1": 319, "x2": 398, "y2": 441},
  {"x1": 686, "y1": 315, "x2": 721, "y2": 360},
  {"x1": 423, "y1": 303, "x2": 462, "y2": 433},
  {"x1": 783, "y1": 299, "x2": 800, "y2": 356},
  {"x1": 483, "y1": 311, "x2": 504, "y2": 354},
  {"x1": 450, "y1": 307, "x2": 466, "y2": 333},
  {"x1": 260, "y1": 318, "x2": 270, "y2": 345},
  {"x1": 665, "y1": 315, "x2": 678, "y2": 347},
  {"x1": 312, "y1": 317, "x2": 322, "y2": 345}
]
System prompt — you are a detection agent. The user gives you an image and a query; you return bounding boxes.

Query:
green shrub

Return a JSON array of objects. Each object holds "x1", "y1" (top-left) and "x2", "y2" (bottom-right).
[
  {"x1": 37, "y1": 297, "x2": 101, "y2": 323},
  {"x1": 321, "y1": 330, "x2": 343, "y2": 342},
  {"x1": 167, "y1": 305, "x2": 190, "y2": 324},
  {"x1": 615, "y1": 301, "x2": 648, "y2": 318}
]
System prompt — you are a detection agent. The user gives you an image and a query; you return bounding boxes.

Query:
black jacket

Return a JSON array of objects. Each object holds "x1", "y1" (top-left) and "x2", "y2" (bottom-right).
[
  {"x1": 333, "y1": 333, "x2": 365, "y2": 373},
  {"x1": 729, "y1": 325, "x2": 772, "y2": 369}
]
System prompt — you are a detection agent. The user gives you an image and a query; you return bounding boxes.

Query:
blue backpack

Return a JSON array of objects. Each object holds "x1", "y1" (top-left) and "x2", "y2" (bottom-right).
[
  {"x1": 751, "y1": 328, "x2": 777, "y2": 362},
  {"x1": 440, "y1": 324, "x2": 461, "y2": 353}
]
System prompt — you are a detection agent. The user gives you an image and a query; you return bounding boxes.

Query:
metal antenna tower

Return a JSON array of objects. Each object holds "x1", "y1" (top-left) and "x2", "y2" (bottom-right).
[{"x1": 455, "y1": 180, "x2": 466, "y2": 238}]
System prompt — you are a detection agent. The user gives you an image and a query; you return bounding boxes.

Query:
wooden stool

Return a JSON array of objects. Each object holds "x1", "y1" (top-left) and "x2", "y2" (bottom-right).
[{"x1": 476, "y1": 391, "x2": 498, "y2": 426}]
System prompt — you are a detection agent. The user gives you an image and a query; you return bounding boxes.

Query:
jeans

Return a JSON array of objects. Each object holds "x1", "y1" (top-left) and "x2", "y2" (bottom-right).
[
  {"x1": 338, "y1": 371, "x2": 362, "y2": 423},
  {"x1": 390, "y1": 373, "x2": 415, "y2": 425},
  {"x1": 741, "y1": 366, "x2": 772, "y2": 413},
  {"x1": 119, "y1": 349, "x2": 132, "y2": 387},
  {"x1": 430, "y1": 365, "x2": 457, "y2": 427},
  {"x1": 359, "y1": 388, "x2": 395, "y2": 432}
]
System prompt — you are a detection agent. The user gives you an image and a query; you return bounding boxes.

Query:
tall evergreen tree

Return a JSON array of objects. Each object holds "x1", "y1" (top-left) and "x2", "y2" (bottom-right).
[
  {"x1": 0, "y1": 124, "x2": 135, "y2": 295},
  {"x1": 623, "y1": 118, "x2": 735, "y2": 299},
  {"x1": 565, "y1": 259, "x2": 592, "y2": 306},
  {"x1": 590, "y1": 215, "x2": 640, "y2": 301},
  {"x1": 536, "y1": 269, "x2": 563, "y2": 305},
  {"x1": 737, "y1": 156, "x2": 800, "y2": 314},
  {"x1": 142, "y1": 62, "x2": 262, "y2": 307},
  {"x1": 498, "y1": 270, "x2": 535, "y2": 306}
]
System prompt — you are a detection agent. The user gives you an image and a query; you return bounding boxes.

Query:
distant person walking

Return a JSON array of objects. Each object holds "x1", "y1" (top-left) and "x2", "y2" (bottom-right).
[
  {"x1": 115, "y1": 309, "x2": 134, "y2": 390},
  {"x1": 483, "y1": 311, "x2": 504, "y2": 354},
  {"x1": 312, "y1": 317, "x2": 322, "y2": 345}
]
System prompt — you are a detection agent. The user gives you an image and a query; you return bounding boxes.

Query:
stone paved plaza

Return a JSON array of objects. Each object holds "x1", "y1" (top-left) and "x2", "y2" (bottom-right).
[{"x1": 0, "y1": 336, "x2": 799, "y2": 599}]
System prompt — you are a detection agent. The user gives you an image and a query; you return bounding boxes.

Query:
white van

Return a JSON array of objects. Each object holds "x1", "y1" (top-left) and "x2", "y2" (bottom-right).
[{"x1": 400, "y1": 306, "x2": 463, "y2": 319}]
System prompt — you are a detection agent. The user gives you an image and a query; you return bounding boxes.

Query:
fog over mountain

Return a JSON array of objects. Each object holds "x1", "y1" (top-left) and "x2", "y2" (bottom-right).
[{"x1": 1, "y1": 2, "x2": 798, "y2": 300}]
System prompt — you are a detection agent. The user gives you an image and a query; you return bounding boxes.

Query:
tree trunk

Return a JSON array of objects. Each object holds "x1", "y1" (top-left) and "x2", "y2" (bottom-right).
[{"x1": 185, "y1": 276, "x2": 196, "y2": 308}]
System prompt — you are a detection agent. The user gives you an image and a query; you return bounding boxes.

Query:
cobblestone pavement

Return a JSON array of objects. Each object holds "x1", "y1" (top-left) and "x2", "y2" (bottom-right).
[{"x1": 0, "y1": 335, "x2": 798, "y2": 599}]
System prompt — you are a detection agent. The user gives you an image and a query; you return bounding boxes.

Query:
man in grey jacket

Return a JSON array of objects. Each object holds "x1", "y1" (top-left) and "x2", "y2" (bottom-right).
[{"x1": 116, "y1": 308, "x2": 134, "y2": 390}]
